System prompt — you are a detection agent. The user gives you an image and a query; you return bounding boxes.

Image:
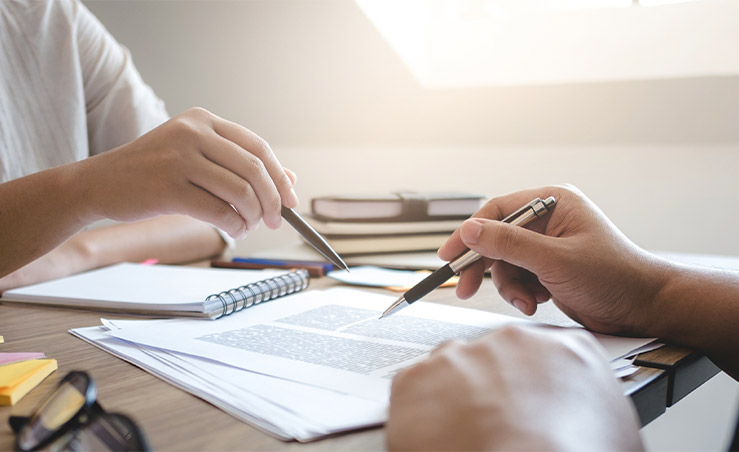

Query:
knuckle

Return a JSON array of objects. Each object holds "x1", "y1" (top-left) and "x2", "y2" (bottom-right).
[
  {"x1": 555, "y1": 183, "x2": 584, "y2": 202},
  {"x1": 169, "y1": 116, "x2": 202, "y2": 142},
  {"x1": 498, "y1": 324, "x2": 528, "y2": 340},
  {"x1": 184, "y1": 106, "x2": 213, "y2": 120},
  {"x1": 494, "y1": 282, "x2": 514, "y2": 303},
  {"x1": 497, "y1": 324, "x2": 532, "y2": 343},
  {"x1": 476, "y1": 197, "x2": 504, "y2": 220},
  {"x1": 266, "y1": 190, "x2": 282, "y2": 211},
  {"x1": 436, "y1": 338, "x2": 464, "y2": 352},
  {"x1": 277, "y1": 171, "x2": 293, "y2": 190},
  {"x1": 235, "y1": 182, "x2": 256, "y2": 202},
  {"x1": 251, "y1": 136, "x2": 273, "y2": 157},
  {"x1": 212, "y1": 201, "x2": 238, "y2": 226},
  {"x1": 244, "y1": 152, "x2": 267, "y2": 176},
  {"x1": 242, "y1": 201, "x2": 263, "y2": 226}
]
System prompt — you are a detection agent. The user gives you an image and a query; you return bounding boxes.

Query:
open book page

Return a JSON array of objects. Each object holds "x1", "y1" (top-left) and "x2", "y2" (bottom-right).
[{"x1": 107, "y1": 288, "x2": 656, "y2": 403}]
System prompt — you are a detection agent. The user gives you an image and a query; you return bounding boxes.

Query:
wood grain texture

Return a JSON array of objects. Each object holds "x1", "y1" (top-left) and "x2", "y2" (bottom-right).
[{"x1": 0, "y1": 276, "x2": 698, "y2": 450}]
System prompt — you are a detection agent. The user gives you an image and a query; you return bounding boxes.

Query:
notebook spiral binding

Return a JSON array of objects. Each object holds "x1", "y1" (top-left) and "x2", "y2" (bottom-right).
[{"x1": 205, "y1": 269, "x2": 310, "y2": 319}]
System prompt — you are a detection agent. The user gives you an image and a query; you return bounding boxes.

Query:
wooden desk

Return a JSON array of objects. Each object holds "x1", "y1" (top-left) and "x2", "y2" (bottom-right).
[{"x1": 0, "y1": 277, "x2": 719, "y2": 450}]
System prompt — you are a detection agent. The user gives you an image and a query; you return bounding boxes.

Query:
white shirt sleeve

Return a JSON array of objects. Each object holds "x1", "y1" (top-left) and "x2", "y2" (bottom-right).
[
  {"x1": 73, "y1": 0, "x2": 169, "y2": 155},
  {"x1": 73, "y1": 1, "x2": 235, "y2": 248}
]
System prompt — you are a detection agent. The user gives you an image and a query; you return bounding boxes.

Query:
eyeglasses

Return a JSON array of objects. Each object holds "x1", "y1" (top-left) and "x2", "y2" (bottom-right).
[{"x1": 8, "y1": 371, "x2": 149, "y2": 452}]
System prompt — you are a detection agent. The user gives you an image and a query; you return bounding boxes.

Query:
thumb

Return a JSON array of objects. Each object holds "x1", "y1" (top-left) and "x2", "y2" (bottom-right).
[{"x1": 459, "y1": 218, "x2": 558, "y2": 274}]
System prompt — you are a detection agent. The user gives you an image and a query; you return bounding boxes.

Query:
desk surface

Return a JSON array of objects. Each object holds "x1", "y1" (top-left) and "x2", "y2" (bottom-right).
[{"x1": 0, "y1": 276, "x2": 717, "y2": 451}]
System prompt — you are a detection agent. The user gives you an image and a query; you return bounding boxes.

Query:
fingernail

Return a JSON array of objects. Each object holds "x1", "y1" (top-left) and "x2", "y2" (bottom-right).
[
  {"x1": 287, "y1": 188, "x2": 299, "y2": 208},
  {"x1": 461, "y1": 219, "x2": 483, "y2": 245},
  {"x1": 512, "y1": 299, "x2": 528, "y2": 314}
]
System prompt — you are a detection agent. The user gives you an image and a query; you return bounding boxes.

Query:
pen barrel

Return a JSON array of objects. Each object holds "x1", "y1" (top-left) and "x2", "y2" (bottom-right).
[
  {"x1": 405, "y1": 264, "x2": 456, "y2": 304},
  {"x1": 449, "y1": 249, "x2": 481, "y2": 273}
]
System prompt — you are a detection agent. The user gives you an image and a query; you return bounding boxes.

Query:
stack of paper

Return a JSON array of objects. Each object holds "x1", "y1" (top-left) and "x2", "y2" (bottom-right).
[
  {"x1": 71, "y1": 288, "x2": 659, "y2": 441},
  {"x1": 0, "y1": 355, "x2": 57, "y2": 405}
]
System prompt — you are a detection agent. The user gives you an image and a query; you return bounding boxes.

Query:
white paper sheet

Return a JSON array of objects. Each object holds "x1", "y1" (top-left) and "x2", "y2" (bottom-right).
[
  {"x1": 327, "y1": 266, "x2": 431, "y2": 288},
  {"x1": 105, "y1": 288, "x2": 657, "y2": 404},
  {"x1": 71, "y1": 287, "x2": 663, "y2": 441},
  {"x1": 71, "y1": 324, "x2": 386, "y2": 442}
]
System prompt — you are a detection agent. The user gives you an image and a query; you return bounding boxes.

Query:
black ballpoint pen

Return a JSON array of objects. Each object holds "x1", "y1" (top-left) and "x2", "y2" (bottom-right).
[
  {"x1": 379, "y1": 196, "x2": 556, "y2": 318},
  {"x1": 281, "y1": 206, "x2": 349, "y2": 271}
]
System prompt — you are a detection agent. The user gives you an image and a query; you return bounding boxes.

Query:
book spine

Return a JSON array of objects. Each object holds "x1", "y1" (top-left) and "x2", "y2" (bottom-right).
[
  {"x1": 310, "y1": 213, "x2": 471, "y2": 223},
  {"x1": 205, "y1": 269, "x2": 310, "y2": 319}
]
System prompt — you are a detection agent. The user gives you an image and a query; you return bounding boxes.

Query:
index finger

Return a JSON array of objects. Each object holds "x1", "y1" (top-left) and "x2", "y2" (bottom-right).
[
  {"x1": 212, "y1": 116, "x2": 298, "y2": 209},
  {"x1": 438, "y1": 186, "x2": 561, "y2": 261}
]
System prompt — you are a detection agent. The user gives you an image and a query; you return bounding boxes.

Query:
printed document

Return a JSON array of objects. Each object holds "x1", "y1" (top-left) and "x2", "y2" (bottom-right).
[
  {"x1": 72, "y1": 323, "x2": 385, "y2": 441},
  {"x1": 106, "y1": 288, "x2": 654, "y2": 403},
  {"x1": 74, "y1": 287, "x2": 658, "y2": 440}
]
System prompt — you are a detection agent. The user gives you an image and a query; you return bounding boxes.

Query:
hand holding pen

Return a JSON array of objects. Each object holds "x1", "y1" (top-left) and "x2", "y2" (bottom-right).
[
  {"x1": 429, "y1": 185, "x2": 670, "y2": 339},
  {"x1": 381, "y1": 196, "x2": 556, "y2": 318}
]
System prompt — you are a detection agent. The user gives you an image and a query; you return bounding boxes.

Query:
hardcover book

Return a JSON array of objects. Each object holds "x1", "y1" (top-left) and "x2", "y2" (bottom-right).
[{"x1": 310, "y1": 192, "x2": 485, "y2": 222}]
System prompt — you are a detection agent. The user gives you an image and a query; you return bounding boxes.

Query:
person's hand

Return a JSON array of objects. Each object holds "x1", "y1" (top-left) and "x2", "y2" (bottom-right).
[
  {"x1": 77, "y1": 107, "x2": 298, "y2": 239},
  {"x1": 438, "y1": 185, "x2": 671, "y2": 336},
  {"x1": 386, "y1": 325, "x2": 643, "y2": 451}
]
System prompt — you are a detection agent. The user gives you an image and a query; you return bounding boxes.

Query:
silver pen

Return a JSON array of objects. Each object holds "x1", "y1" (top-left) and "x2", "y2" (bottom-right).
[
  {"x1": 380, "y1": 196, "x2": 556, "y2": 318},
  {"x1": 281, "y1": 206, "x2": 349, "y2": 271}
]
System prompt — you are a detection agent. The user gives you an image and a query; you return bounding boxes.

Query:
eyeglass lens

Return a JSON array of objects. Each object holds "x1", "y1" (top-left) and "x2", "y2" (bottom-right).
[
  {"x1": 43, "y1": 413, "x2": 147, "y2": 452},
  {"x1": 17, "y1": 373, "x2": 91, "y2": 451}
]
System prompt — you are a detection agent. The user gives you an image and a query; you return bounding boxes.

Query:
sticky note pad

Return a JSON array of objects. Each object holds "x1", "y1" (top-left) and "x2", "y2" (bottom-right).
[{"x1": 0, "y1": 359, "x2": 58, "y2": 405}]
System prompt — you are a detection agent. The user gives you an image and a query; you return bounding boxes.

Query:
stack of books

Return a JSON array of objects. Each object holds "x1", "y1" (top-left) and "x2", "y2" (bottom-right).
[{"x1": 304, "y1": 192, "x2": 486, "y2": 255}]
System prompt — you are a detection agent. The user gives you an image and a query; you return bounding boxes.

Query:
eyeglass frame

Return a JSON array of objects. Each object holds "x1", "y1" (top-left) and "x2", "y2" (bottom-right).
[{"x1": 8, "y1": 370, "x2": 149, "y2": 452}]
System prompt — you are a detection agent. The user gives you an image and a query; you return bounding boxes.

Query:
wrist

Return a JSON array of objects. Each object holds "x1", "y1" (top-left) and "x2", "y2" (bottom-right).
[
  {"x1": 642, "y1": 257, "x2": 696, "y2": 340},
  {"x1": 619, "y1": 251, "x2": 677, "y2": 338},
  {"x1": 65, "y1": 155, "x2": 108, "y2": 224}
]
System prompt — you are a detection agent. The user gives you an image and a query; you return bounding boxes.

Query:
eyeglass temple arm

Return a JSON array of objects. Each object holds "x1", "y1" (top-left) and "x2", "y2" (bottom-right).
[{"x1": 8, "y1": 416, "x2": 29, "y2": 434}]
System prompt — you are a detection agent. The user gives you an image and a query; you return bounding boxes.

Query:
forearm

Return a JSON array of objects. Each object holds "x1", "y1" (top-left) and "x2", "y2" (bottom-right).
[
  {"x1": 0, "y1": 163, "x2": 93, "y2": 277},
  {"x1": 650, "y1": 262, "x2": 739, "y2": 379},
  {"x1": 77, "y1": 215, "x2": 227, "y2": 268},
  {"x1": 0, "y1": 216, "x2": 226, "y2": 293}
]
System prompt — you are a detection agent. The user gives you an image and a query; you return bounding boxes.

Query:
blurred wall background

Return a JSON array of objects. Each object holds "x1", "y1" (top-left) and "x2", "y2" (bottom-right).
[
  {"x1": 83, "y1": 1, "x2": 738, "y2": 449},
  {"x1": 83, "y1": 0, "x2": 739, "y2": 258}
]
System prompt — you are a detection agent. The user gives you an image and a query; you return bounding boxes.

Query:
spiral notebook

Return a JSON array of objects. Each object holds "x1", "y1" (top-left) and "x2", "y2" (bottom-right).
[{"x1": 0, "y1": 263, "x2": 309, "y2": 319}]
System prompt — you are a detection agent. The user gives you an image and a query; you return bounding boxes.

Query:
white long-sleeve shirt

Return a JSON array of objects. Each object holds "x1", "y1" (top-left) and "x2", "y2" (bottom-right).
[{"x1": 0, "y1": 0, "x2": 168, "y2": 182}]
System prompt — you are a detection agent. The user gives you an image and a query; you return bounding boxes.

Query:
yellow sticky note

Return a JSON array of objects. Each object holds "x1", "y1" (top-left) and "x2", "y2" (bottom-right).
[
  {"x1": 0, "y1": 359, "x2": 58, "y2": 405},
  {"x1": 0, "y1": 336, "x2": 4, "y2": 343}
]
